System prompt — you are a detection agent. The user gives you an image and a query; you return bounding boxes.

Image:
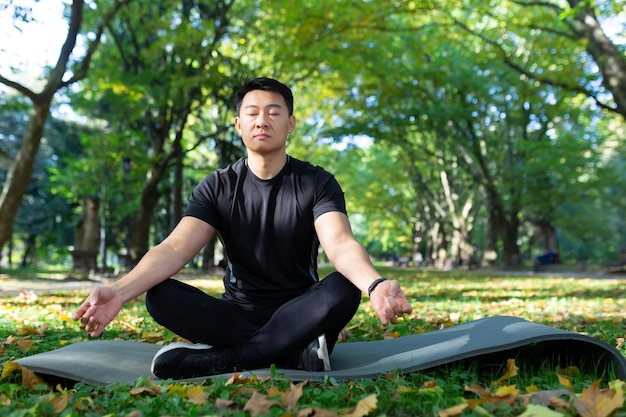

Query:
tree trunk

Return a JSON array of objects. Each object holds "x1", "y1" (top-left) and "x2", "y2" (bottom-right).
[
  {"x1": 20, "y1": 234, "x2": 37, "y2": 267},
  {"x1": 0, "y1": 0, "x2": 129, "y2": 257},
  {"x1": 481, "y1": 193, "x2": 499, "y2": 266},
  {"x1": 499, "y1": 213, "x2": 521, "y2": 268},
  {"x1": 568, "y1": 0, "x2": 626, "y2": 119},
  {"x1": 72, "y1": 196, "x2": 100, "y2": 272},
  {"x1": 0, "y1": 103, "x2": 49, "y2": 254},
  {"x1": 128, "y1": 174, "x2": 162, "y2": 265},
  {"x1": 172, "y1": 141, "x2": 184, "y2": 228},
  {"x1": 440, "y1": 170, "x2": 476, "y2": 267},
  {"x1": 534, "y1": 220, "x2": 560, "y2": 256},
  {"x1": 484, "y1": 184, "x2": 521, "y2": 268}
]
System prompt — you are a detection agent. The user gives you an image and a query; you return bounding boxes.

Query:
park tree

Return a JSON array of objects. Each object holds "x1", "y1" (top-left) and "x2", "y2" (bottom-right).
[
  {"x1": 3, "y1": 0, "x2": 624, "y2": 270},
  {"x1": 0, "y1": 0, "x2": 131, "y2": 263},
  {"x1": 64, "y1": 0, "x2": 252, "y2": 266},
  {"x1": 62, "y1": 0, "x2": 364, "y2": 267},
  {"x1": 438, "y1": 0, "x2": 626, "y2": 120},
  {"x1": 283, "y1": 0, "x2": 623, "y2": 267}
]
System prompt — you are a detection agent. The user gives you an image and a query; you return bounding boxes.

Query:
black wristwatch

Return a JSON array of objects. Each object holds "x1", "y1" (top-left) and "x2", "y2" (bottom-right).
[{"x1": 367, "y1": 277, "x2": 388, "y2": 297}]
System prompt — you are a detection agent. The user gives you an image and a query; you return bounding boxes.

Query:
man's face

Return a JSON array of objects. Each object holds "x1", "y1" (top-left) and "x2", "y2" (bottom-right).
[{"x1": 235, "y1": 90, "x2": 295, "y2": 156}]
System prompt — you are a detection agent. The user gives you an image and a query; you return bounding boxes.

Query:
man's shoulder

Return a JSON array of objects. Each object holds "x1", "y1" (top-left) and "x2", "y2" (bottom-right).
[
  {"x1": 215, "y1": 157, "x2": 247, "y2": 176},
  {"x1": 195, "y1": 158, "x2": 246, "y2": 192},
  {"x1": 289, "y1": 156, "x2": 332, "y2": 177}
]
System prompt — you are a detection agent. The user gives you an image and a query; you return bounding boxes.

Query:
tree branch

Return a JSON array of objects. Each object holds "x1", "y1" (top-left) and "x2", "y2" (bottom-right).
[
  {"x1": 450, "y1": 15, "x2": 617, "y2": 114},
  {"x1": 0, "y1": 74, "x2": 37, "y2": 101},
  {"x1": 62, "y1": 0, "x2": 133, "y2": 86},
  {"x1": 41, "y1": 0, "x2": 84, "y2": 99}
]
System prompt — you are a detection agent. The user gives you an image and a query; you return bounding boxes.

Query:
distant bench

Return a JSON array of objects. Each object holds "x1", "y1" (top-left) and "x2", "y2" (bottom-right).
[{"x1": 533, "y1": 251, "x2": 560, "y2": 273}]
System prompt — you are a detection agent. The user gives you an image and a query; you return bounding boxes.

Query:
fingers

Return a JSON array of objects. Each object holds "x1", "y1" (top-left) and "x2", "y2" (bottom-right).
[
  {"x1": 72, "y1": 288, "x2": 107, "y2": 337},
  {"x1": 79, "y1": 316, "x2": 103, "y2": 338},
  {"x1": 71, "y1": 287, "x2": 100, "y2": 320},
  {"x1": 385, "y1": 296, "x2": 403, "y2": 324},
  {"x1": 71, "y1": 297, "x2": 93, "y2": 321},
  {"x1": 372, "y1": 280, "x2": 413, "y2": 326}
]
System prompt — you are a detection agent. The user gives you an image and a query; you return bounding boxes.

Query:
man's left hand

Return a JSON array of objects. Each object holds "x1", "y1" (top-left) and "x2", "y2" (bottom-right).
[{"x1": 369, "y1": 280, "x2": 412, "y2": 326}]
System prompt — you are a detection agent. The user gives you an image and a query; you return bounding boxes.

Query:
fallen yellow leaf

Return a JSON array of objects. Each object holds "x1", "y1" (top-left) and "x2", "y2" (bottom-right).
[
  {"x1": 557, "y1": 374, "x2": 574, "y2": 392},
  {"x1": 495, "y1": 359, "x2": 518, "y2": 384},
  {"x1": 243, "y1": 391, "x2": 276, "y2": 417},
  {"x1": 572, "y1": 379, "x2": 624, "y2": 417},
  {"x1": 227, "y1": 372, "x2": 256, "y2": 385},
  {"x1": 1, "y1": 361, "x2": 21, "y2": 379},
  {"x1": 17, "y1": 339, "x2": 34, "y2": 353},
  {"x1": 129, "y1": 380, "x2": 161, "y2": 396},
  {"x1": 348, "y1": 393, "x2": 377, "y2": 417},
  {"x1": 494, "y1": 385, "x2": 519, "y2": 397},
  {"x1": 3, "y1": 362, "x2": 45, "y2": 389},
  {"x1": 215, "y1": 398, "x2": 236, "y2": 410},
  {"x1": 140, "y1": 331, "x2": 165, "y2": 343},
  {"x1": 279, "y1": 382, "x2": 305, "y2": 409},
  {"x1": 46, "y1": 385, "x2": 72, "y2": 413},
  {"x1": 438, "y1": 402, "x2": 469, "y2": 417},
  {"x1": 186, "y1": 385, "x2": 209, "y2": 405},
  {"x1": 517, "y1": 404, "x2": 566, "y2": 417}
]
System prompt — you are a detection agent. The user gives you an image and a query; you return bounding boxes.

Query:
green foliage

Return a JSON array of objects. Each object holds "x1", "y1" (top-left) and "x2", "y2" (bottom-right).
[{"x1": 3, "y1": 0, "x2": 625, "y2": 269}]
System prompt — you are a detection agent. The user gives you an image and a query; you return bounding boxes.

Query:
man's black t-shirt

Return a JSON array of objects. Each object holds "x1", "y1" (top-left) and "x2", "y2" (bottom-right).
[{"x1": 184, "y1": 156, "x2": 347, "y2": 306}]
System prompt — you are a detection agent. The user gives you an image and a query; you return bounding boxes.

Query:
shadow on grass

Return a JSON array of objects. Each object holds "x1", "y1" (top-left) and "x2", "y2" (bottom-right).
[{"x1": 430, "y1": 338, "x2": 623, "y2": 386}]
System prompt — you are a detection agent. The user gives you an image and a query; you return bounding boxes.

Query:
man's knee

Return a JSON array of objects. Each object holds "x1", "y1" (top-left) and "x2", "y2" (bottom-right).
[
  {"x1": 321, "y1": 272, "x2": 362, "y2": 308},
  {"x1": 145, "y1": 280, "x2": 175, "y2": 319}
]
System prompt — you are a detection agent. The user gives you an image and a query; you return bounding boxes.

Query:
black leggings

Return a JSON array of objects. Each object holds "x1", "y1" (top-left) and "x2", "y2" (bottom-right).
[{"x1": 145, "y1": 272, "x2": 361, "y2": 369}]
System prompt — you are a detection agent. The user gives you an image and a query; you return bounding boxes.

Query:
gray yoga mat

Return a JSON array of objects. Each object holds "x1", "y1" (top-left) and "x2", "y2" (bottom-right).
[{"x1": 12, "y1": 316, "x2": 626, "y2": 386}]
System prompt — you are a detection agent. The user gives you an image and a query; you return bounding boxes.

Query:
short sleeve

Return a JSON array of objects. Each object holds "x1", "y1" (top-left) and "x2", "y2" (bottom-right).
[
  {"x1": 312, "y1": 171, "x2": 347, "y2": 220},
  {"x1": 184, "y1": 173, "x2": 221, "y2": 228}
]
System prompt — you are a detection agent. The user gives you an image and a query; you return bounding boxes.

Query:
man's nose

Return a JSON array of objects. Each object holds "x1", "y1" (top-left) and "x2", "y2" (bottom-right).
[{"x1": 255, "y1": 114, "x2": 269, "y2": 128}]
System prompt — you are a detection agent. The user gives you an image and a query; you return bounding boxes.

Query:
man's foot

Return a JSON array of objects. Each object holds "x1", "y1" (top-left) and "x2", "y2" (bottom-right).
[
  {"x1": 284, "y1": 334, "x2": 331, "y2": 372},
  {"x1": 151, "y1": 342, "x2": 235, "y2": 379}
]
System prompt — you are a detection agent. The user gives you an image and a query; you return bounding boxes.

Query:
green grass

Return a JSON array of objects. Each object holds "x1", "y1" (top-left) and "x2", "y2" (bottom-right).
[{"x1": 2, "y1": 267, "x2": 626, "y2": 416}]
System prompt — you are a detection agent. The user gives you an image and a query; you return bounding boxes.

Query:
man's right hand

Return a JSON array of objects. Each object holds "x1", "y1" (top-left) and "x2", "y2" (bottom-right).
[{"x1": 71, "y1": 286, "x2": 124, "y2": 338}]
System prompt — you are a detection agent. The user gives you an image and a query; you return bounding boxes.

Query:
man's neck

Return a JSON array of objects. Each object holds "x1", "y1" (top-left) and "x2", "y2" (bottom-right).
[{"x1": 246, "y1": 152, "x2": 288, "y2": 180}]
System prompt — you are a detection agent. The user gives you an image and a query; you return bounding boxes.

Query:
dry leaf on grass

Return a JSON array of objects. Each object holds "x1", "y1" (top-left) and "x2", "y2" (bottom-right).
[
  {"x1": 495, "y1": 359, "x2": 518, "y2": 384},
  {"x1": 347, "y1": 393, "x2": 377, "y2": 417},
  {"x1": 215, "y1": 398, "x2": 236, "y2": 410},
  {"x1": 571, "y1": 379, "x2": 624, "y2": 417},
  {"x1": 42, "y1": 385, "x2": 73, "y2": 414},
  {"x1": 17, "y1": 324, "x2": 48, "y2": 336},
  {"x1": 129, "y1": 380, "x2": 161, "y2": 396},
  {"x1": 140, "y1": 330, "x2": 165, "y2": 343},
  {"x1": 266, "y1": 381, "x2": 306, "y2": 409},
  {"x1": 243, "y1": 391, "x2": 277, "y2": 417},
  {"x1": 297, "y1": 408, "x2": 340, "y2": 417},
  {"x1": 466, "y1": 383, "x2": 519, "y2": 405},
  {"x1": 1, "y1": 361, "x2": 44, "y2": 389},
  {"x1": 186, "y1": 385, "x2": 210, "y2": 405},
  {"x1": 438, "y1": 402, "x2": 469, "y2": 417},
  {"x1": 4, "y1": 335, "x2": 35, "y2": 353},
  {"x1": 226, "y1": 372, "x2": 256, "y2": 385},
  {"x1": 557, "y1": 374, "x2": 574, "y2": 392},
  {"x1": 517, "y1": 404, "x2": 567, "y2": 417}
]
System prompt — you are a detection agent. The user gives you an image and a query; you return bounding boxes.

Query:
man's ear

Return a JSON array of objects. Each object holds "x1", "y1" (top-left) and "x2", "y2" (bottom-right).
[{"x1": 288, "y1": 115, "x2": 296, "y2": 133}]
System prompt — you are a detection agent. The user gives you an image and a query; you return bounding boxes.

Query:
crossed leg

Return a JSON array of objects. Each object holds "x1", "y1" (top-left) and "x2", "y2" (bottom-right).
[{"x1": 145, "y1": 271, "x2": 361, "y2": 370}]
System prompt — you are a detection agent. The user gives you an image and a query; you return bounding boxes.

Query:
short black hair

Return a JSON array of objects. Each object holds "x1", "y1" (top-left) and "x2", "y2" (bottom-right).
[{"x1": 236, "y1": 77, "x2": 294, "y2": 116}]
